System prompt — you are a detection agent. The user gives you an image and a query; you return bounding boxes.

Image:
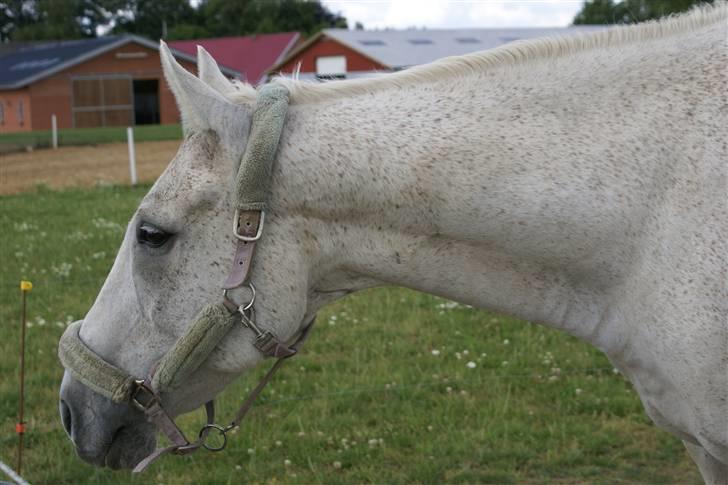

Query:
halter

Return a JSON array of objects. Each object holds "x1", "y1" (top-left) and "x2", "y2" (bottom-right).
[{"x1": 58, "y1": 84, "x2": 309, "y2": 473}]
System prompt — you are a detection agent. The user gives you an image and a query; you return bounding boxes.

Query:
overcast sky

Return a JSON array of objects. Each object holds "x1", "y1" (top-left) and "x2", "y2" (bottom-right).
[{"x1": 321, "y1": 1, "x2": 585, "y2": 29}]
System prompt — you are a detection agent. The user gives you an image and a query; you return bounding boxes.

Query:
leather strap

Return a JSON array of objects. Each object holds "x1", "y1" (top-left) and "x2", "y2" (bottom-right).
[
  {"x1": 229, "y1": 318, "x2": 315, "y2": 428},
  {"x1": 133, "y1": 400, "x2": 216, "y2": 473},
  {"x1": 222, "y1": 211, "x2": 261, "y2": 290},
  {"x1": 132, "y1": 319, "x2": 314, "y2": 474}
]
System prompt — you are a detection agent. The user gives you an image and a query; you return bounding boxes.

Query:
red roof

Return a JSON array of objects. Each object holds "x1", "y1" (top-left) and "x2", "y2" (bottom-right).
[{"x1": 170, "y1": 32, "x2": 300, "y2": 84}]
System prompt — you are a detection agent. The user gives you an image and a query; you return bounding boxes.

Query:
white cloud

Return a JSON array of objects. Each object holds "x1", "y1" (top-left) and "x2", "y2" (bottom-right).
[{"x1": 322, "y1": 0, "x2": 584, "y2": 29}]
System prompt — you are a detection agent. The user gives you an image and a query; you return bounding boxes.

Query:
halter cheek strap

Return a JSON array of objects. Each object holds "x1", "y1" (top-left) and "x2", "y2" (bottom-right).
[{"x1": 57, "y1": 84, "x2": 310, "y2": 473}]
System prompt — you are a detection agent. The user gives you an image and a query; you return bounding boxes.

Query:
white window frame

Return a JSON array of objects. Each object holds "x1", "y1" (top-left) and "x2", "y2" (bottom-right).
[{"x1": 315, "y1": 56, "x2": 347, "y2": 77}]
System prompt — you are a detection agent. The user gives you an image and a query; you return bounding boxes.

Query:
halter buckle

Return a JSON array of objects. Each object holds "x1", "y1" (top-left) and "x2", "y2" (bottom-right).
[
  {"x1": 131, "y1": 379, "x2": 159, "y2": 411},
  {"x1": 233, "y1": 209, "x2": 265, "y2": 242}
]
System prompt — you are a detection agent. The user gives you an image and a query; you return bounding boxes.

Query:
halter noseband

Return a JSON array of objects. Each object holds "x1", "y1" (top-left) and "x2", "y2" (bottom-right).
[{"x1": 58, "y1": 84, "x2": 311, "y2": 473}]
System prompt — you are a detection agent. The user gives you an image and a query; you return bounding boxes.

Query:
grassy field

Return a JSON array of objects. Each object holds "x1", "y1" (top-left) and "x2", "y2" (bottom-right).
[
  {"x1": 0, "y1": 124, "x2": 182, "y2": 151},
  {"x1": 0, "y1": 185, "x2": 701, "y2": 484}
]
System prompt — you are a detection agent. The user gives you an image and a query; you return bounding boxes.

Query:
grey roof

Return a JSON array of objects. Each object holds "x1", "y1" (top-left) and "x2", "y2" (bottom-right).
[
  {"x1": 0, "y1": 35, "x2": 239, "y2": 90},
  {"x1": 323, "y1": 27, "x2": 606, "y2": 69}
]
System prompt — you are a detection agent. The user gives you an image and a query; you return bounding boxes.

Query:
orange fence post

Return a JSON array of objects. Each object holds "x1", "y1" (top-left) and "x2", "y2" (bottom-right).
[{"x1": 17, "y1": 280, "x2": 32, "y2": 475}]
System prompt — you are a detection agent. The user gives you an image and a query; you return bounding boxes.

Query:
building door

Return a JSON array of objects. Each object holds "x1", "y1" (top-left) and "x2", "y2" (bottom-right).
[
  {"x1": 133, "y1": 80, "x2": 160, "y2": 125},
  {"x1": 72, "y1": 76, "x2": 133, "y2": 128}
]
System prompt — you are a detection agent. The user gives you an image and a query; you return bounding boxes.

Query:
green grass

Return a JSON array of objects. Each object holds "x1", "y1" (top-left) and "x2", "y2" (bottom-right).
[
  {"x1": 0, "y1": 124, "x2": 182, "y2": 150},
  {"x1": 0, "y1": 186, "x2": 701, "y2": 484}
]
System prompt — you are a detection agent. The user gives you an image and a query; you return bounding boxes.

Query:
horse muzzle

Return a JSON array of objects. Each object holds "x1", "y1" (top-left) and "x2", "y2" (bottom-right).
[{"x1": 59, "y1": 371, "x2": 156, "y2": 469}]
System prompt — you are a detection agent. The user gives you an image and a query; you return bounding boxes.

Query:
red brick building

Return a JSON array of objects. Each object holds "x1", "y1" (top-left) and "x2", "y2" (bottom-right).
[{"x1": 0, "y1": 35, "x2": 239, "y2": 133}]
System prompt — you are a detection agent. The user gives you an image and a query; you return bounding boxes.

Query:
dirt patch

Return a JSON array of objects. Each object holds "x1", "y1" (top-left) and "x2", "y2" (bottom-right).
[{"x1": 0, "y1": 140, "x2": 181, "y2": 195}]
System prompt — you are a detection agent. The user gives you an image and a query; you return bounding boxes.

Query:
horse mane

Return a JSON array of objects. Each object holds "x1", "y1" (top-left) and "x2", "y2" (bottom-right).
[{"x1": 231, "y1": 1, "x2": 727, "y2": 106}]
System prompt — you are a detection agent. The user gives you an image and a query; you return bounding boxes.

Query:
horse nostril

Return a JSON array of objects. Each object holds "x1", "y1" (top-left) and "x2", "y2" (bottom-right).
[{"x1": 60, "y1": 399, "x2": 72, "y2": 437}]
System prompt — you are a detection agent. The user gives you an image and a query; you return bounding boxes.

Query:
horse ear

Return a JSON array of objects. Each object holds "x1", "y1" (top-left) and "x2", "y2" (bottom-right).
[
  {"x1": 159, "y1": 41, "x2": 238, "y2": 133},
  {"x1": 197, "y1": 46, "x2": 238, "y2": 96}
]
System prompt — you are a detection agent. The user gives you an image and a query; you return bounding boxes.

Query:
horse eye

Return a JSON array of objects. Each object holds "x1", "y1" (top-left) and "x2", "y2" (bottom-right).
[{"x1": 136, "y1": 222, "x2": 171, "y2": 248}]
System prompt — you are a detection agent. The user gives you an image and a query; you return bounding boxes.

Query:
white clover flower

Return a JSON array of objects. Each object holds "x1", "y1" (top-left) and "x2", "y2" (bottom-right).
[
  {"x1": 466, "y1": 361, "x2": 476, "y2": 369},
  {"x1": 575, "y1": 388, "x2": 583, "y2": 395},
  {"x1": 247, "y1": 448, "x2": 255, "y2": 455},
  {"x1": 431, "y1": 349, "x2": 440, "y2": 356},
  {"x1": 503, "y1": 339, "x2": 510, "y2": 345},
  {"x1": 51, "y1": 262, "x2": 72, "y2": 278},
  {"x1": 333, "y1": 461, "x2": 342, "y2": 469},
  {"x1": 284, "y1": 459, "x2": 292, "y2": 466}
]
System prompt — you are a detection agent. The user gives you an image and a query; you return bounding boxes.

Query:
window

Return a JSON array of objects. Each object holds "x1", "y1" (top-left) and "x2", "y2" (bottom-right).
[
  {"x1": 17, "y1": 100, "x2": 24, "y2": 126},
  {"x1": 408, "y1": 39, "x2": 433, "y2": 45},
  {"x1": 456, "y1": 37, "x2": 480, "y2": 44},
  {"x1": 359, "y1": 39, "x2": 386, "y2": 46},
  {"x1": 315, "y1": 55, "x2": 347, "y2": 80},
  {"x1": 0, "y1": 102, "x2": 4, "y2": 124}
]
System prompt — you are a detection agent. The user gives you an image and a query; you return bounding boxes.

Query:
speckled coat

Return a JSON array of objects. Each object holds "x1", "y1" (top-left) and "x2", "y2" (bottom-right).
[{"x1": 60, "y1": 4, "x2": 727, "y2": 481}]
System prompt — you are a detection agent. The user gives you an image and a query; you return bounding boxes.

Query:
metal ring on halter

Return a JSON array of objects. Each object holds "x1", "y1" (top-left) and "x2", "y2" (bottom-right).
[
  {"x1": 222, "y1": 283, "x2": 256, "y2": 312},
  {"x1": 199, "y1": 424, "x2": 228, "y2": 452}
]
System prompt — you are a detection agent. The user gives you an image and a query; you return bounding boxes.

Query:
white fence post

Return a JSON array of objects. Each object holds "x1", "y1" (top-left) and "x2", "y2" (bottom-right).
[
  {"x1": 51, "y1": 114, "x2": 58, "y2": 149},
  {"x1": 127, "y1": 127, "x2": 137, "y2": 186}
]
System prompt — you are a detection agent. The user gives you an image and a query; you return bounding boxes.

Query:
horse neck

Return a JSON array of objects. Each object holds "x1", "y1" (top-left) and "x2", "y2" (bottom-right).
[{"x1": 269, "y1": 39, "x2": 697, "y2": 352}]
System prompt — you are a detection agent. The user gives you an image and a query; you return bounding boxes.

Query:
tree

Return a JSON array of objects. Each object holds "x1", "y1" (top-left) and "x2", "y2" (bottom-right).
[
  {"x1": 0, "y1": 0, "x2": 348, "y2": 42},
  {"x1": 1, "y1": 0, "x2": 123, "y2": 41},
  {"x1": 202, "y1": 0, "x2": 347, "y2": 37},
  {"x1": 111, "y1": 0, "x2": 204, "y2": 40},
  {"x1": 573, "y1": 0, "x2": 714, "y2": 24}
]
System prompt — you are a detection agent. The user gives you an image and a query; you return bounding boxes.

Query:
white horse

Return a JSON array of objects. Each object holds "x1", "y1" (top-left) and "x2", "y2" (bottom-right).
[{"x1": 59, "y1": 3, "x2": 727, "y2": 482}]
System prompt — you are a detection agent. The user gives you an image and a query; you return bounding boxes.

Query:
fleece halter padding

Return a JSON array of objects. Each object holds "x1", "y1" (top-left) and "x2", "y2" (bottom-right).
[
  {"x1": 235, "y1": 84, "x2": 290, "y2": 212},
  {"x1": 58, "y1": 320, "x2": 136, "y2": 403},
  {"x1": 58, "y1": 303, "x2": 243, "y2": 402}
]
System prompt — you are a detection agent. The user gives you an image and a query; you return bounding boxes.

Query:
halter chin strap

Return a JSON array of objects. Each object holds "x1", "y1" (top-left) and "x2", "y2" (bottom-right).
[{"x1": 58, "y1": 84, "x2": 307, "y2": 473}]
